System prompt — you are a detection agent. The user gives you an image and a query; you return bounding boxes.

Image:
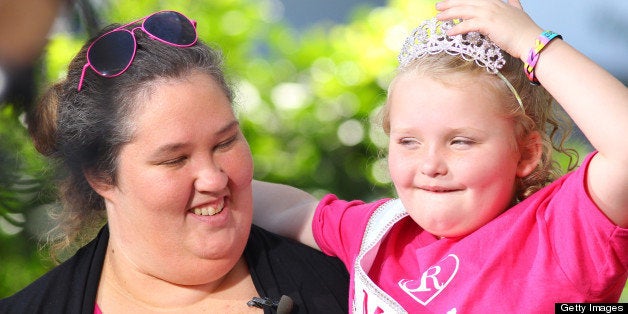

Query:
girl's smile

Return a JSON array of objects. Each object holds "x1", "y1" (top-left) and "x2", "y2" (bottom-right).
[{"x1": 387, "y1": 71, "x2": 538, "y2": 238}]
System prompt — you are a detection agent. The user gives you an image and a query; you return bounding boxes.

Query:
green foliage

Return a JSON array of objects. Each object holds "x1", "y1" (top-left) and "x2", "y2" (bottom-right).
[
  {"x1": 0, "y1": 105, "x2": 55, "y2": 233},
  {"x1": 0, "y1": 105, "x2": 56, "y2": 297}
]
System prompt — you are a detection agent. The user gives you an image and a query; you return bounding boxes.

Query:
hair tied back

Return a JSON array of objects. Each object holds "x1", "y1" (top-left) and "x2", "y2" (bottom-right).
[{"x1": 28, "y1": 82, "x2": 63, "y2": 156}]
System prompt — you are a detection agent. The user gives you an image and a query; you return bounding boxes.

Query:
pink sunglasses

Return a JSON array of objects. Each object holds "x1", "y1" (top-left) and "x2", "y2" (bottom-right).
[{"x1": 77, "y1": 10, "x2": 198, "y2": 91}]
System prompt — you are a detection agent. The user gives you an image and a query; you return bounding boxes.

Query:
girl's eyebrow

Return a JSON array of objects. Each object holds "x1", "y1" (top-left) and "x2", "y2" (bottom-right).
[
  {"x1": 149, "y1": 120, "x2": 240, "y2": 158},
  {"x1": 389, "y1": 126, "x2": 486, "y2": 134},
  {"x1": 446, "y1": 127, "x2": 486, "y2": 134}
]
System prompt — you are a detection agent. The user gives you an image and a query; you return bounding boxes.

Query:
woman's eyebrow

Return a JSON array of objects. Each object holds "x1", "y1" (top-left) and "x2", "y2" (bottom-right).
[
  {"x1": 216, "y1": 120, "x2": 240, "y2": 136},
  {"x1": 149, "y1": 120, "x2": 240, "y2": 158}
]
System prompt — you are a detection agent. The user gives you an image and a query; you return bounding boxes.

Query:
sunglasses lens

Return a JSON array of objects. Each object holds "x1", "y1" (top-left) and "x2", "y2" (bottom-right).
[
  {"x1": 88, "y1": 31, "x2": 135, "y2": 76},
  {"x1": 144, "y1": 11, "x2": 196, "y2": 46}
]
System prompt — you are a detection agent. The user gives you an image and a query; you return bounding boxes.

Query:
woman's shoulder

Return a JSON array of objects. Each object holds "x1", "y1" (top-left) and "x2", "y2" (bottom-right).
[
  {"x1": 0, "y1": 258, "x2": 79, "y2": 312},
  {"x1": 0, "y1": 227, "x2": 108, "y2": 313},
  {"x1": 245, "y1": 225, "x2": 349, "y2": 313},
  {"x1": 247, "y1": 224, "x2": 348, "y2": 275}
]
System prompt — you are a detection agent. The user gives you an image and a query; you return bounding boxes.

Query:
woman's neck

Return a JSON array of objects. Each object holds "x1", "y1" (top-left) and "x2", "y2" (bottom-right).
[{"x1": 96, "y1": 242, "x2": 259, "y2": 312}]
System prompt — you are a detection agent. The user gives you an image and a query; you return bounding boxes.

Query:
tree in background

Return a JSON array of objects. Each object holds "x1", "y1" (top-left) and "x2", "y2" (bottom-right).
[{"x1": 1, "y1": 0, "x2": 611, "y2": 299}]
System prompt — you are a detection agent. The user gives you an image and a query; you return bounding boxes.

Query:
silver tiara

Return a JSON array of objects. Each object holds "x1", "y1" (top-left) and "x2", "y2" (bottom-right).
[
  {"x1": 398, "y1": 18, "x2": 505, "y2": 73},
  {"x1": 398, "y1": 18, "x2": 525, "y2": 112}
]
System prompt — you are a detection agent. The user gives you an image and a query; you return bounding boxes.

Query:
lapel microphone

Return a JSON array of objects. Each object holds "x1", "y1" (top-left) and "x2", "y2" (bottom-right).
[{"x1": 247, "y1": 295, "x2": 294, "y2": 313}]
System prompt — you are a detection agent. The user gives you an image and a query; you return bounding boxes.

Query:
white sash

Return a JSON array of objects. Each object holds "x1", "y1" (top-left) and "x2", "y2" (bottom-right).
[{"x1": 352, "y1": 199, "x2": 408, "y2": 313}]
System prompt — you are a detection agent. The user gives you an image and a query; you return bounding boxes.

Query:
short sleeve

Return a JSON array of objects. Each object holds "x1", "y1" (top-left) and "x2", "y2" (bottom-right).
[
  {"x1": 312, "y1": 194, "x2": 389, "y2": 267},
  {"x1": 543, "y1": 152, "x2": 628, "y2": 298}
]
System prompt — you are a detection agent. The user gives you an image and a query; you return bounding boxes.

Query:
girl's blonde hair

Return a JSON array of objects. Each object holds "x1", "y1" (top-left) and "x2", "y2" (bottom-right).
[{"x1": 381, "y1": 52, "x2": 578, "y2": 201}]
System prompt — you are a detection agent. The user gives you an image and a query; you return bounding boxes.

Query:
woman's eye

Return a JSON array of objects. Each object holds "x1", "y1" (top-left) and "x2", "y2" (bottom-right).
[
  {"x1": 215, "y1": 135, "x2": 238, "y2": 151},
  {"x1": 160, "y1": 156, "x2": 187, "y2": 166}
]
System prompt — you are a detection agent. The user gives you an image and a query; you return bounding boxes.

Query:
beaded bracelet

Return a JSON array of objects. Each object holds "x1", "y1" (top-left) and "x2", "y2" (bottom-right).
[{"x1": 523, "y1": 30, "x2": 562, "y2": 85}]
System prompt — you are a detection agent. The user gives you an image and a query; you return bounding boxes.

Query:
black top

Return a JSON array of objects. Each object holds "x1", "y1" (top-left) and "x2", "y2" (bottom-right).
[{"x1": 0, "y1": 225, "x2": 349, "y2": 314}]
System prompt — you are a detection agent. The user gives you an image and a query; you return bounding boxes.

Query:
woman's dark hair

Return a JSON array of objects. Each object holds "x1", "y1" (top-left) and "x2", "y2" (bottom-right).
[{"x1": 27, "y1": 20, "x2": 234, "y2": 260}]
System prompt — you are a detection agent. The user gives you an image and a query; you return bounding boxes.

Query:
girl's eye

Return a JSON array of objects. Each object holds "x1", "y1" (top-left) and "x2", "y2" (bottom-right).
[
  {"x1": 450, "y1": 137, "x2": 475, "y2": 147},
  {"x1": 398, "y1": 137, "x2": 420, "y2": 148}
]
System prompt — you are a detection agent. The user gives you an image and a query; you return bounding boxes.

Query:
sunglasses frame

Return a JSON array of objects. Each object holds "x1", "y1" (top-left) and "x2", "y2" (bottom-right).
[{"x1": 77, "y1": 10, "x2": 198, "y2": 91}]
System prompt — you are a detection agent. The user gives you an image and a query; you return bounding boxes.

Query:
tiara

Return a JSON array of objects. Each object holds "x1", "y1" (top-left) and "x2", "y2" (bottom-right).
[
  {"x1": 398, "y1": 18, "x2": 505, "y2": 73},
  {"x1": 398, "y1": 17, "x2": 525, "y2": 112}
]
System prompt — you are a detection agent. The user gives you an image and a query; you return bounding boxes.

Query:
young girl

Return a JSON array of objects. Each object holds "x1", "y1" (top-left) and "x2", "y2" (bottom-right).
[{"x1": 254, "y1": 0, "x2": 628, "y2": 312}]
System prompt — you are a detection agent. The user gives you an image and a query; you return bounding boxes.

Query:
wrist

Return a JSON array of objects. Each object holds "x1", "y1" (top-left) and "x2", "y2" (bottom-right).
[
  {"x1": 517, "y1": 27, "x2": 544, "y2": 60},
  {"x1": 523, "y1": 30, "x2": 563, "y2": 85}
]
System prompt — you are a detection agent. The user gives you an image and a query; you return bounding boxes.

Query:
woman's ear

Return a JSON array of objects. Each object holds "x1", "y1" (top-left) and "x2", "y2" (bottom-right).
[
  {"x1": 517, "y1": 131, "x2": 543, "y2": 178},
  {"x1": 84, "y1": 169, "x2": 115, "y2": 199}
]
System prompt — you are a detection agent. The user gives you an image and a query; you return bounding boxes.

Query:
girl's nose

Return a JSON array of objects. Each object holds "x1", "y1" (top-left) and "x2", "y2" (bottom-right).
[{"x1": 420, "y1": 148, "x2": 448, "y2": 178}]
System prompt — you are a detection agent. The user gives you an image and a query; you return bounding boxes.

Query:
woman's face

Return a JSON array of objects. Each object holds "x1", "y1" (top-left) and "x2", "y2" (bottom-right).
[
  {"x1": 99, "y1": 71, "x2": 254, "y2": 285},
  {"x1": 387, "y1": 71, "x2": 534, "y2": 238}
]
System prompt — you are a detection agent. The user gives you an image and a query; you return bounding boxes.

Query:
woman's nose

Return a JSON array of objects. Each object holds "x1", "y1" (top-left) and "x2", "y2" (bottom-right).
[{"x1": 194, "y1": 160, "x2": 228, "y2": 192}]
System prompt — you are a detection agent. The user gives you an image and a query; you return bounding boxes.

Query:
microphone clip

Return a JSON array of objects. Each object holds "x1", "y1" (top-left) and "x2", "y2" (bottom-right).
[
  {"x1": 247, "y1": 295, "x2": 294, "y2": 313},
  {"x1": 247, "y1": 296, "x2": 279, "y2": 308}
]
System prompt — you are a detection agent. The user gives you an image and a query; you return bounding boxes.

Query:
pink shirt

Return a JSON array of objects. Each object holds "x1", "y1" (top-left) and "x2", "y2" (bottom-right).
[{"x1": 313, "y1": 152, "x2": 628, "y2": 313}]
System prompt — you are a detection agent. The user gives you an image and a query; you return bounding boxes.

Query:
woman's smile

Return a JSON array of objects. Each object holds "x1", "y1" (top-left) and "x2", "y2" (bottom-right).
[{"x1": 191, "y1": 199, "x2": 225, "y2": 216}]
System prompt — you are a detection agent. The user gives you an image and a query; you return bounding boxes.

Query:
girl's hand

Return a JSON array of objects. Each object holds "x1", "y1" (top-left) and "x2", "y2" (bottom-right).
[{"x1": 435, "y1": 0, "x2": 543, "y2": 60}]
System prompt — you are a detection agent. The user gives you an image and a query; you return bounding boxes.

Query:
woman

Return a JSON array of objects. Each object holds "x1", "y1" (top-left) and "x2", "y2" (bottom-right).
[{"x1": 0, "y1": 10, "x2": 348, "y2": 313}]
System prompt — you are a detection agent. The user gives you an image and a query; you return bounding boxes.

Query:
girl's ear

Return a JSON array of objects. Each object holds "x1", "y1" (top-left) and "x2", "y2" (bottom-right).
[{"x1": 517, "y1": 131, "x2": 543, "y2": 177}]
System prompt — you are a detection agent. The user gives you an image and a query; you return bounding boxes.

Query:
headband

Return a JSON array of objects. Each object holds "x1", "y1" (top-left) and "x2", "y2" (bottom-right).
[{"x1": 398, "y1": 18, "x2": 524, "y2": 112}]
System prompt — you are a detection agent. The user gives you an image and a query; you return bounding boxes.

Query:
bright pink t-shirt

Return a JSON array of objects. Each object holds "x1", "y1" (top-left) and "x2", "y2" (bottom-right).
[{"x1": 313, "y1": 152, "x2": 628, "y2": 313}]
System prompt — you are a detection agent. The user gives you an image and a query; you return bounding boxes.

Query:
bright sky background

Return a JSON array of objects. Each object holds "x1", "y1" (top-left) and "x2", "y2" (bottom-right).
[
  {"x1": 281, "y1": 0, "x2": 628, "y2": 81},
  {"x1": 524, "y1": 0, "x2": 628, "y2": 80}
]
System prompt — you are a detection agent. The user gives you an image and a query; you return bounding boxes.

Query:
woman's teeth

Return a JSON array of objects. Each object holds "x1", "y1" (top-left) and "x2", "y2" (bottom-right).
[{"x1": 193, "y1": 203, "x2": 224, "y2": 216}]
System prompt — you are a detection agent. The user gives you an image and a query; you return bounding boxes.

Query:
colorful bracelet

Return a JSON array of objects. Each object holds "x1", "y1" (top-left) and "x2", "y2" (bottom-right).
[{"x1": 523, "y1": 30, "x2": 562, "y2": 85}]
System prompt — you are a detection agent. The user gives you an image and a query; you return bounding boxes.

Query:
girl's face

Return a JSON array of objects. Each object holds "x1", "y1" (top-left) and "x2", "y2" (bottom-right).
[
  {"x1": 387, "y1": 71, "x2": 533, "y2": 238},
  {"x1": 96, "y1": 72, "x2": 254, "y2": 285}
]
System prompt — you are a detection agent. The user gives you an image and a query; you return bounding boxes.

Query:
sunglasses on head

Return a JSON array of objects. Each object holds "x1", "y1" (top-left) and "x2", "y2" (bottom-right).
[{"x1": 77, "y1": 10, "x2": 198, "y2": 91}]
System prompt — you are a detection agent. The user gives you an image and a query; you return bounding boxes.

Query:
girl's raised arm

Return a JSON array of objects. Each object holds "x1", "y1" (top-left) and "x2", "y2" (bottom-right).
[
  {"x1": 437, "y1": 0, "x2": 628, "y2": 227},
  {"x1": 532, "y1": 38, "x2": 628, "y2": 228},
  {"x1": 252, "y1": 180, "x2": 319, "y2": 249}
]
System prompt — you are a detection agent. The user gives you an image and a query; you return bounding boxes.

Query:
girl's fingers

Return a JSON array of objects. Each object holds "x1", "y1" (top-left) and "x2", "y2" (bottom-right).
[
  {"x1": 435, "y1": 4, "x2": 491, "y2": 36},
  {"x1": 436, "y1": 5, "x2": 479, "y2": 21},
  {"x1": 507, "y1": 0, "x2": 523, "y2": 10},
  {"x1": 441, "y1": 19, "x2": 480, "y2": 37},
  {"x1": 433, "y1": 0, "x2": 540, "y2": 58}
]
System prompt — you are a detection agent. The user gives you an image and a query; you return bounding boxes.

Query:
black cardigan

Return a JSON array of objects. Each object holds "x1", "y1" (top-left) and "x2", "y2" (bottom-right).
[{"x1": 0, "y1": 225, "x2": 349, "y2": 314}]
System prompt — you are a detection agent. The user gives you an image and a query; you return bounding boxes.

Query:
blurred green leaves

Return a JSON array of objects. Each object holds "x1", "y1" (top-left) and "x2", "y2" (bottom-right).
[{"x1": 0, "y1": 105, "x2": 56, "y2": 297}]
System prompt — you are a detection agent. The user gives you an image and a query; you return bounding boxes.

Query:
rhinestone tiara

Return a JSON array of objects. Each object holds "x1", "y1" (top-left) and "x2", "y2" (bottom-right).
[
  {"x1": 398, "y1": 18, "x2": 505, "y2": 73},
  {"x1": 397, "y1": 17, "x2": 525, "y2": 112}
]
